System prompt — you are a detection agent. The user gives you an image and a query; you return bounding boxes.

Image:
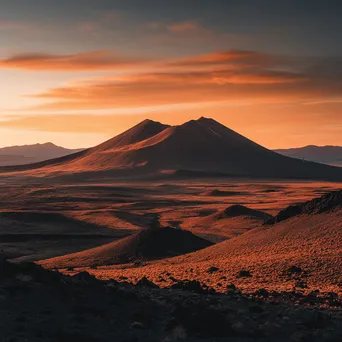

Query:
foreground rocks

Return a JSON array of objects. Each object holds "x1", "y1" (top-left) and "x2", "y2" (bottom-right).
[{"x1": 2, "y1": 258, "x2": 342, "y2": 341}]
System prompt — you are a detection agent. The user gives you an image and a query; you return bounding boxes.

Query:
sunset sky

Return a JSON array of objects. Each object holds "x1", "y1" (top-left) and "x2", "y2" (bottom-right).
[{"x1": 1, "y1": 0, "x2": 342, "y2": 149}]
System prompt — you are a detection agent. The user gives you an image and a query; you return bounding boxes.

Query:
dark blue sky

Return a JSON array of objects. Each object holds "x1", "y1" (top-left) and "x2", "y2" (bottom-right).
[{"x1": 1, "y1": 0, "x2": 342, "y2": 55}]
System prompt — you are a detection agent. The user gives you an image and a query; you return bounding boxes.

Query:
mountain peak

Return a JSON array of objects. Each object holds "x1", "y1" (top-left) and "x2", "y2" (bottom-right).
[
  {"x1": 138, "y1": 118, "x2": 162, "y2": 126},
  {"x1": 180, "y1": 119, "x2": 201, "y2": 128},
  {"x1": 197, "y1": 116, "x2": 216, "y2": 123},
  {"x1": 179, "y1": 117, "x2": 220, "y2": 130},
  {"x1": 93, "y1": 118, "x2": 170, "y2": 151},
  {"x1": 42, "y1": 142, "x2": 57, "y2": 147}
]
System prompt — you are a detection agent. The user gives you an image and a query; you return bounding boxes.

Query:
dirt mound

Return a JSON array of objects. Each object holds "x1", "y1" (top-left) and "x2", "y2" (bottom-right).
[
  {"x1": 41, "y1": 227, "x2": 213, "y2": 268},
  {"x1": 220, "y1": 205, "x2": 272, "y2": 220},
  {"x1": 202, "y1": 189, "x2": 246, "y2": 197},
  {"x1": 267, "y1": 190, "x2": 342, "y2": 224},
  {"x1": 183, "y1": 205, "x2": 272, "y2": 242},
  {"x1": 199, "y1": 205, "x2": 272, "y2": 225}
]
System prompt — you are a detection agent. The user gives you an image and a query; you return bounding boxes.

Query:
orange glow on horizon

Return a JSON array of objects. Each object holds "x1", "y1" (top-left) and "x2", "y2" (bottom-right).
[
  {"x1": 0, "y1": 49, "x2": 341, "y2": 149},
  {"x1": 2, "y1": 101, "x2": 342, "y2": 149}
]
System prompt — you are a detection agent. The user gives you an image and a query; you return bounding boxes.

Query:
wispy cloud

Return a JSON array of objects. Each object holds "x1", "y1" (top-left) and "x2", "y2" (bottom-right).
[
  {"x1": 0, "y1": 48, "x2": 272, "y2": 73},
  {"x1": 0, "y1": 20, "x2": 39, "y2": 36},
  {"x1": 26, "y1": 72, "x2": 308, "y2": 111},
  {"x1": 0, "y1": 20, "x2": 32, "y2": 31},
  {"x1": 167, "y1": 20, "x2": 205, "y2": 33},
  {"x1": 76, "y1": 22, "x2": 97, "y2": 34},
  {"x1": 75, "y1": 10, "x2": 130, "y2": 36},
  {"x1": 2, "y1": 48, "x2": 341, "y2": 113},
  {"x1": 0, "y1": 50, "x2": 151, "y2": 71},
  {"x1": 145, "y1": 19, "x2": 217, "y2": 45},
  {"x1": 172, "y1": 50, "x2": 273, "y2": 67}
]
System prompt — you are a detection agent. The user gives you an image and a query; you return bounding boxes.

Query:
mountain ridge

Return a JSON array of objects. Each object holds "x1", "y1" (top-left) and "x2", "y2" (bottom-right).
[
  {"x1": 274, "y1": 145, "x2": 342, "y2": 167},
  {"x1": 1, "y1": 117, "x2": 342, "y2": 181},
  {"x1": 0, "y1": 142, "x2": 83, "y2": 166}
]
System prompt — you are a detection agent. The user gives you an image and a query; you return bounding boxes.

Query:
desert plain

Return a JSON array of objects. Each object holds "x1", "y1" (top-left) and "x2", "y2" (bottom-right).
[
  {"x1": 0, "y1": 176, "x2": 340, "y2": 293},
  {"x1": 1, "y1": 118, "x2": 342, "y2": 342}
]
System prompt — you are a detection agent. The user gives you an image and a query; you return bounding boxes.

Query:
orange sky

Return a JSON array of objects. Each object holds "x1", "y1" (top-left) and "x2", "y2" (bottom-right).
[
  {"x1": 1, "y1": 49, "x2": 341, "y2": 149},
  {"x1": 2, "y1": 101, "x2": 342, "y2": 149},
  {"x1": 1, "y1": 3, "x2": 342, "y2": 149}
]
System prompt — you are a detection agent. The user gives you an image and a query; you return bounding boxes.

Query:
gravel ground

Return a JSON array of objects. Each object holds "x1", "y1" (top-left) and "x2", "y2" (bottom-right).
[{"x1": 2, "y1": 258, "x2": 342, "y2": 342}]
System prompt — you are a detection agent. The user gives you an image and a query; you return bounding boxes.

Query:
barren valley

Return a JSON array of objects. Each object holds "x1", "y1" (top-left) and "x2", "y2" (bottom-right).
[{"x1": 1, "y1": 118, "x2": 342, "y2": 341}]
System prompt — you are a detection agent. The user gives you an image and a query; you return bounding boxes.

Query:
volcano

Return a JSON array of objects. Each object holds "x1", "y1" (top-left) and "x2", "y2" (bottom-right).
[{"x1": 2, "y1": 117, "x2": 342, "y2": 181}]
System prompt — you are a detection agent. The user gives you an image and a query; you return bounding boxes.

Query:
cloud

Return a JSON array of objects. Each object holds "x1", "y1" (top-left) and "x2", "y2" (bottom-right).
[
  {"x1": 27, "y1": 70, "x2": 307, "y2": 111},
  {"x1": 171, "y1": 50, "x2": 276, "y2": 69},
  {"x1": 77, "y1": 22, "x2": 97, "y2": 34},
  {"x1": 167, "y1": 21, "x2": 204, "y2": 33},
  {"x1": 146, "y1": 19, "x2": 208, "y2": 35},
  {"x1": 211, "y1": 71, "x2": 305, "y2": 84},
  {"x1": 11, "y1": 49, "x2": 342, "y2": 112},
  {"x1": 75, "y1": 10, "x2": 126, "y2": 35},
  {"x1": 0, "y1": 50, "x2": 150, "y2": 71},
  {"x1": 0, "y1": 20, "x2": 33, "y2": 31},
  {"x1": 0, "y1": 48, "x2": 278, "y2": 74},
  {"x1": 145, "y1": 19, "x2": 216, "y2": 46}
]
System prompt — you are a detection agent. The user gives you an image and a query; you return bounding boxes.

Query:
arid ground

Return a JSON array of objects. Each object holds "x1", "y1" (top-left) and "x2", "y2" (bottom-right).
[
  {"x1": 1, "y1": 175, "x2": 342, "y2": 341},
  {"x1": 0, "y1": 177, "x2": 340, "y2": 288}
]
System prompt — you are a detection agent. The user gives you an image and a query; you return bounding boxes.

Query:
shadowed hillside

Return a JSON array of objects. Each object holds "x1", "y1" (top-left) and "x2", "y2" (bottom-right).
[
  {"x1": 108, "y1": 190, "x2": 342, "y2": 293},
  {"x1": 40, "y1": 227, "x2": 213, "y2": 268},
  {"x1": 69, "y1": 190, "x2": 342, "y2": 294},
  {"x1": 1, "y1": 118, "x2": 342, "y2": 181}
]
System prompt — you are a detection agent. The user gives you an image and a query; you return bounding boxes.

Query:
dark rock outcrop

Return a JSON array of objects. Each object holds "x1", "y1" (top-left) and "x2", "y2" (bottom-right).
[{"x1": 266, "y1": 190, "x2": 342, "y2": 224}]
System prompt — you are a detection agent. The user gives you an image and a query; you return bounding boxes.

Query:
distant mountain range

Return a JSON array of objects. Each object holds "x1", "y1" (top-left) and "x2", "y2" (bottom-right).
[
  {"x1": 2, "y1": 117, "x2": 341, "y2": 181},
  {"x1": 274, "y1": 146, "x2": 342, "y2": 167},
  {"x1": 0, "y1": 143, "x2": 83, "y2": 166}
]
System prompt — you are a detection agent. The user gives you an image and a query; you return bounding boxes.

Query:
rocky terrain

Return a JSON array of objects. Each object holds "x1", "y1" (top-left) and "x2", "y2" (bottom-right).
[
  {"x1": 2, "y1": 257, "x2": 342, "y2": 342},
  {"x1": 0, "y1": 172, "x2": 341, "y2": 341},
  {"x1": 49, "y1": 190, "x2": 342, "y2": 296},
  {"x1": 266, "y1": 190, "x2": 342, "y2": 224}
]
